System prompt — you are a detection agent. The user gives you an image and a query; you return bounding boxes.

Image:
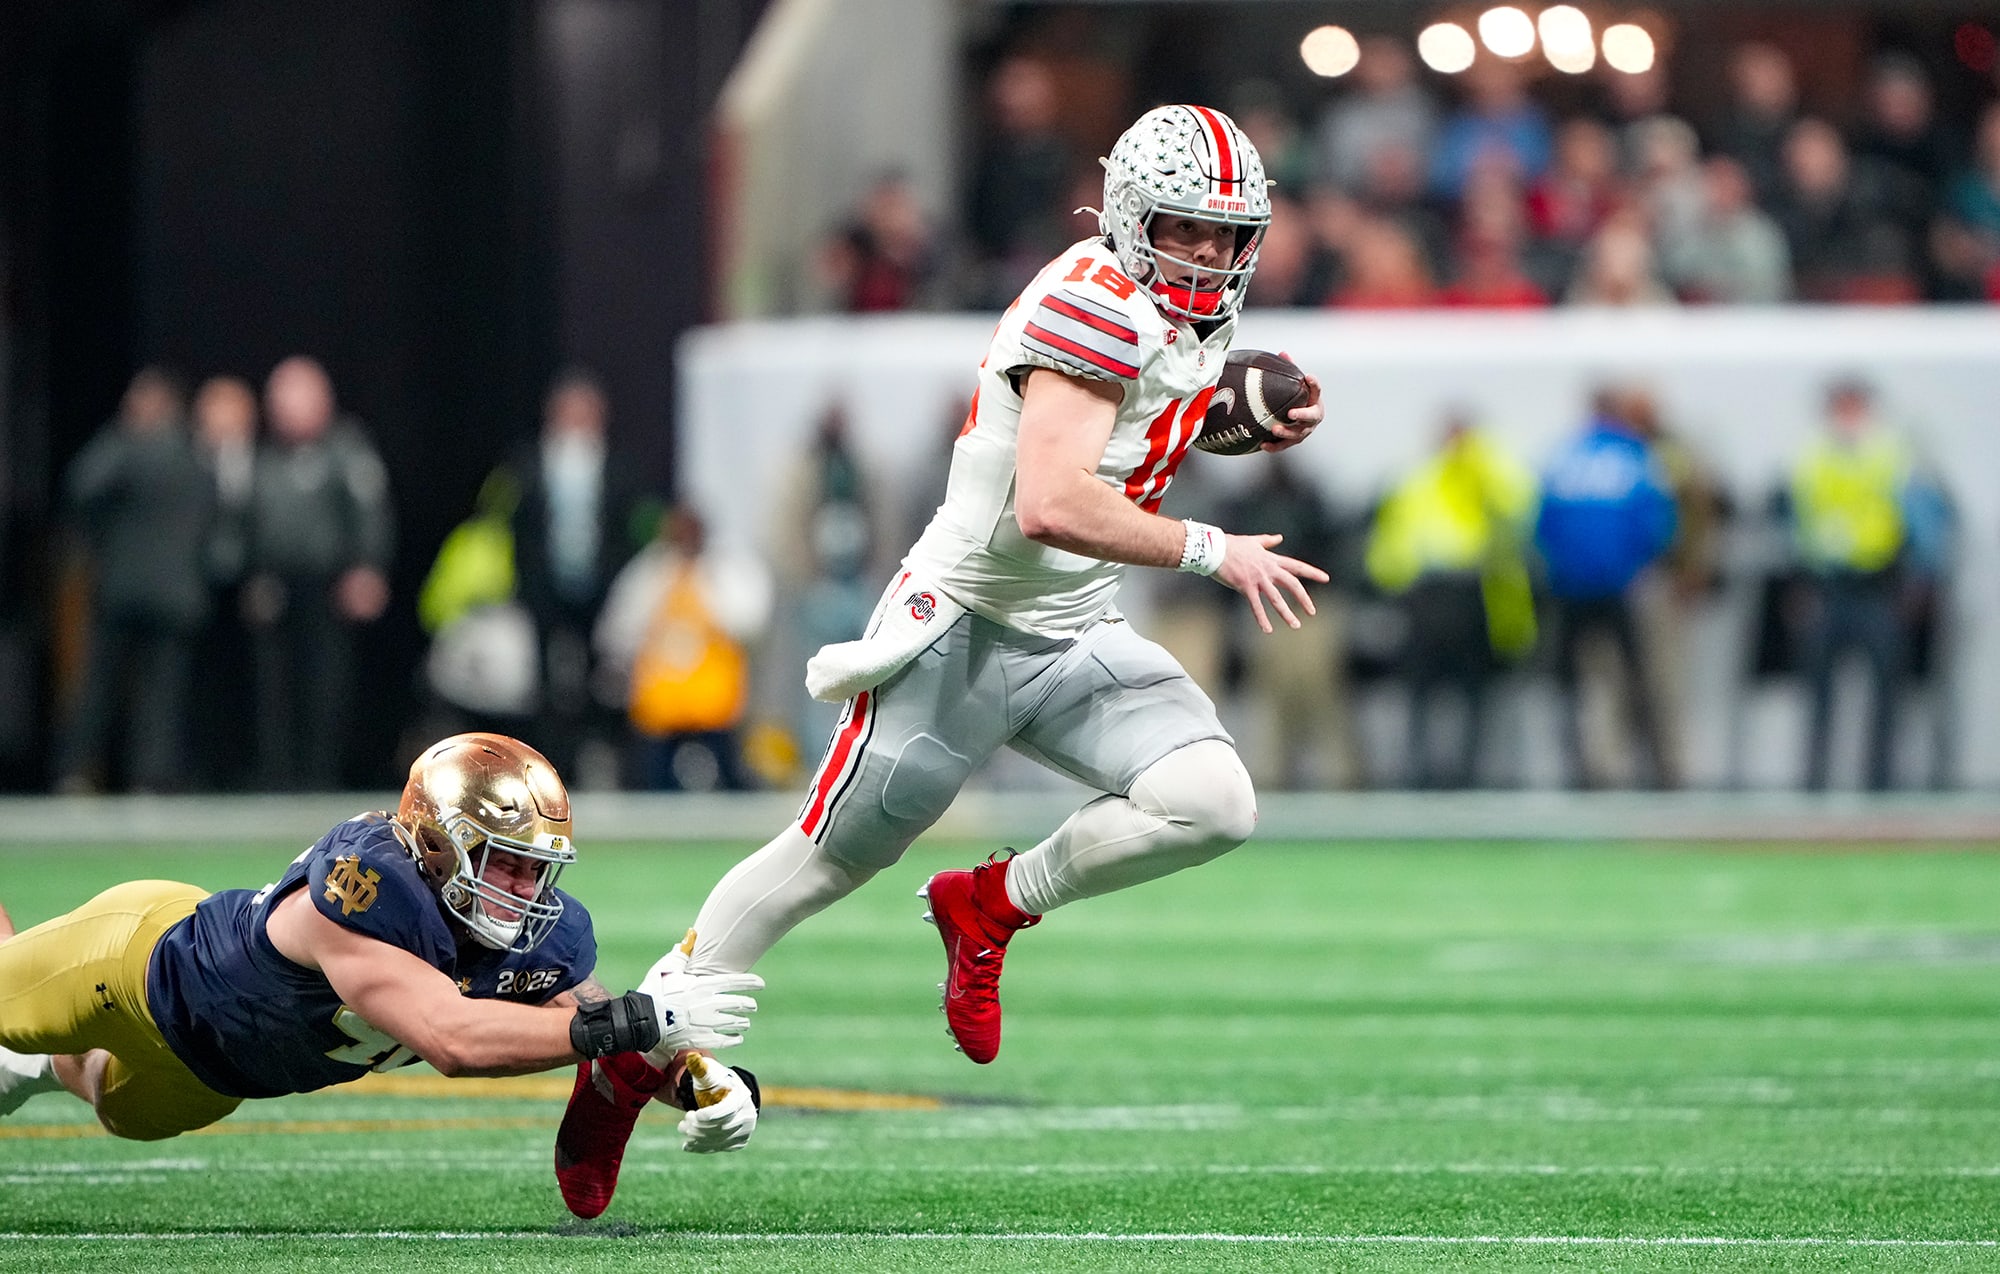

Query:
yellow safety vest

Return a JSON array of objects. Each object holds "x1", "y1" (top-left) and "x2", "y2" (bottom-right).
[
  {"x1": 1366, "y1": 432, "x2": 1540, "y2": 657},
  {"x1": 1791, "y1": 431, "x2": 1908, "y2": 573},
  {"x1": 417, "y1": 515, "x2": 514, "y2": 635}
]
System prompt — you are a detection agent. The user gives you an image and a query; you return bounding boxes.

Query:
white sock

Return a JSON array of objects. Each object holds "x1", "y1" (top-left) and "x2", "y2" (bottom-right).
[
  {"x1": 687, "y1": 826, "x2": 877, "y2": 973},
  {"x1": 1005, "y1": 739, "x2": 1257, "y2": 916},
  {"x1": 0, "y1": 1046, "x2": 60, "y2": 1115}
]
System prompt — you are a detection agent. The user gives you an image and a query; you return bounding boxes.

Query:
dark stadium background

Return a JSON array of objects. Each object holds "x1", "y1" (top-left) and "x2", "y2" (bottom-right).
[
  {"x1": 0, "y1": 2, "x2": 767, "y2": 788},
  {"x1": 2, "y1": 0, "x2": 1996, "y2": 791}
]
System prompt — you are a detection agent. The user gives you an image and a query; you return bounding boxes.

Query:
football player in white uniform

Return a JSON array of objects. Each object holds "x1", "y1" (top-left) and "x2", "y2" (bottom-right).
[{"x1": 555, "y1": 103, "x2": 1326, "y2": 1208}]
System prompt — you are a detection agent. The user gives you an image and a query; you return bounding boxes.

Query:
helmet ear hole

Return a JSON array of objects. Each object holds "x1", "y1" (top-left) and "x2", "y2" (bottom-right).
[{"x1": 412, "y1": 825, "x2": 457, "y2": 884}]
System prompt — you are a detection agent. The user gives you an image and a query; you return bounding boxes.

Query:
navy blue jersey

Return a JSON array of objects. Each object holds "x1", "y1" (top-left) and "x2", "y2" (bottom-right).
[{"x1": 146, "y1": 813, "x2": 596, "y2": 1099}]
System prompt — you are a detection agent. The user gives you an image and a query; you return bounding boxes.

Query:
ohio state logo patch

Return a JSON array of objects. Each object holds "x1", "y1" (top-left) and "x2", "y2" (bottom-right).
[{"x1": 905, "y1": 591, "x2": 937, "y2": 622}]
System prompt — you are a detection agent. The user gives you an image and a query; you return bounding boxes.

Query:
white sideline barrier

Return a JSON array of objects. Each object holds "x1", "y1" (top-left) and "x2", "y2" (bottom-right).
[
  {"x1": 681, "y1": 308, "x2": 2000, "y2": 787},
  {"x1": 10, "y1": 790, "x2": 2000, "y2": 846}
]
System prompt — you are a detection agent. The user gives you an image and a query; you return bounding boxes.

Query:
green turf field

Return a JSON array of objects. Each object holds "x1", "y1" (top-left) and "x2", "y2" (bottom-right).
[{"x1": 3, "y1": 836, "x2": 1999, "y2": 1271}]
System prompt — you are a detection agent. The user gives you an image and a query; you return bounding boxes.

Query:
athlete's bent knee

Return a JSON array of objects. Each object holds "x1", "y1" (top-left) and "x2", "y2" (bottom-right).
[{"x1": 1133, "y1": 740, "x2": 1258, "y2": 855}]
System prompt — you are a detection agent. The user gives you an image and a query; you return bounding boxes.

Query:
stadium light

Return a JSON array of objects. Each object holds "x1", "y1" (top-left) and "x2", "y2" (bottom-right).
[
  {"x1": 1538, "y1": 5, "x2": 1596, "y2": 73},
  {"x1": 1477, "y1": 7, "x2": 1536, "y2": 59},
  {"x1": 1300, "y1": 25, "x2": 1361, "y2": 78},
  {"x1": 1418, "y1": 22, "x2": 1478, "y2": 74},
  {"x1": 1601, "y1": 23, "x2": 1656, "y2": 73}
]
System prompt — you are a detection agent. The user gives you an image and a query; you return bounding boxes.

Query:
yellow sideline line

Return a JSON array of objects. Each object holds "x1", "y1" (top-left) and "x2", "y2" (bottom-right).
[
  {"x1": 0, "y1": 1075, "x2": 944, "y2": 1139},
  {"x1": 0, "y1": 1116, "x2": 552, "y2": 1140}
]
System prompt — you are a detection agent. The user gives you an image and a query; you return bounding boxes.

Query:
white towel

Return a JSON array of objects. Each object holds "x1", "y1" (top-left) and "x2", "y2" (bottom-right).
[{"x1": 804, "y1": 572, "x2": 966, "y2": 703}]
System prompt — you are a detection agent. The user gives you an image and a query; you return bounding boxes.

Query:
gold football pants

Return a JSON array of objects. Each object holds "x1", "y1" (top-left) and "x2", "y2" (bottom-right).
[{"x1": 0, "y1": 880, "x2": 241, "y2": 1139}]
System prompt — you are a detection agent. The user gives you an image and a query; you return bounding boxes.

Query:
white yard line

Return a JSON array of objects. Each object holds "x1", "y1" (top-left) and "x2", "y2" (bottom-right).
[
  {"x1": 8, "y1": 1158, "x2": 2000, "y2": 1179},
  {"x1": 0, "y1": 1230, "x2": 1994, "y2": 1248}
]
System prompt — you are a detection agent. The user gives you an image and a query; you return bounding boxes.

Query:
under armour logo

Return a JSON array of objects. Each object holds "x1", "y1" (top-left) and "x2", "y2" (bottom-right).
[{"x1": 96, "y1": 982, "x2": 115, "y2": 1012}]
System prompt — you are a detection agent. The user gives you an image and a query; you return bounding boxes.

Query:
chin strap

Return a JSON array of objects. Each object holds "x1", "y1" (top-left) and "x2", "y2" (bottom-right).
[{"x1": 1150, "y1": 279, "x2": 1227, "y2": 317}]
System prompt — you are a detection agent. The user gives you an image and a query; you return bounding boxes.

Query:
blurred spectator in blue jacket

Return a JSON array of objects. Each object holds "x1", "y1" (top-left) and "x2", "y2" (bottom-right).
[
  {"x1": 1536, "y1": 385, "x2": 1677, "y2": 788},
  {"x1": 55, "y1": 366, "x2": 212, "y2": 793}
]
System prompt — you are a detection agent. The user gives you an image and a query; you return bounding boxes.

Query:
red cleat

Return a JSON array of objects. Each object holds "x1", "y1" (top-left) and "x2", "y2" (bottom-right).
[
  {"x1": 919, "y1": 852, "x2": 1039, "y2": 1064},
  {"x1": 554, "y1": 1051, "x2": 668, "y2": 1219}
]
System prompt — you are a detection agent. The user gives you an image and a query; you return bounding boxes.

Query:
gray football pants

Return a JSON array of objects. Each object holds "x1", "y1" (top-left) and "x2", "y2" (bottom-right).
[{"x1": 686, "y1": 610, "x2": 1257, "y2": 974}]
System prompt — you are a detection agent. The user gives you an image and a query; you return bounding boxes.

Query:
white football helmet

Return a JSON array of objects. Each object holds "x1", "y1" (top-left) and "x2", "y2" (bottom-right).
[{"x1": 1100, "y1": 104, "x2": 1271, "y2": 321}]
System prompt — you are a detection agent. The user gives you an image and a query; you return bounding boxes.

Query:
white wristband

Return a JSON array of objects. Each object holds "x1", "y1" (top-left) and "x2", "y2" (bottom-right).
[{"x1": 1177, "y1": 520, "x2": 1226, "y2": 576}]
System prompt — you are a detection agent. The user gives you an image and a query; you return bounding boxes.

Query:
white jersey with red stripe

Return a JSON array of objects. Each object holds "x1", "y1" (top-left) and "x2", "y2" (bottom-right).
[{"x1": 905, "y1": 238, "x2": 1236, "y2": 638}]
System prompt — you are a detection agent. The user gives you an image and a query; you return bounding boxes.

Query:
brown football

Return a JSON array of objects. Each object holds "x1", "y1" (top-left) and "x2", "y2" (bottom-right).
[{"x1": 1196, "y1": 349, "x2": 1311, "y2": 456}]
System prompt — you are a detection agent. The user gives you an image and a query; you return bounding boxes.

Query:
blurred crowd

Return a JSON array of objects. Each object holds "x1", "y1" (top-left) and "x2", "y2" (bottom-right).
[
  {"x1": 54, "y1": 358, "x2": 392, "y2": 795},
  {"x1": 816, "y1": 36, "x2": 2000, "y2": 314},
  {"x1": 1186, "y1": 374, "x2": 1956, "y2": 793},
  {"x1": 51, "y1": 354, "x2": 1960, "y2": 796},
  {"x1": 49, "y1": 23, "x2": 1993, "y2": 798}
]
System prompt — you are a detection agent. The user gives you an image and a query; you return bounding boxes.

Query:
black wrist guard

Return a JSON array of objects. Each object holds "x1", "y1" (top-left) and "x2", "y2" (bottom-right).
[
  {"x1": 672, "y1": 1063, "x2": 762, "y2": 1113},
  {"x1": 569, "y1": 991, "x2": 662, "y2": 1059}
]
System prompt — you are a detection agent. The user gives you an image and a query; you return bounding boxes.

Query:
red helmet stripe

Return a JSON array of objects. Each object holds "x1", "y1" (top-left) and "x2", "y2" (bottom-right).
[{"x1": 1190, "y1": 105, "x2": 1237, "y2": 191}]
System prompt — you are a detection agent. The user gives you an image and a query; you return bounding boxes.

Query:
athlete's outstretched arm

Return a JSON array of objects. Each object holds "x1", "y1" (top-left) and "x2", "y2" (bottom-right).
[
  {"x1": 1013, "y1": 367, "x2": 1328, "y2": 633},
  {"x1": 264, "y1": 892, "x2": 754, "y2": 1077}
]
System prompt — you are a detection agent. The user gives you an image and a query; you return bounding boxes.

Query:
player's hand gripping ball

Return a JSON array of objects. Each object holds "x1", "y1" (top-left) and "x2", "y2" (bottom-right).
[{"x1": 1196, "y1": 349, "x2": 1312, "y2": 456}]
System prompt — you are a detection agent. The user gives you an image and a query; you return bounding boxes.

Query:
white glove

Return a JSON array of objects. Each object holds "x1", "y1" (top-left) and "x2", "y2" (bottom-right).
[
  {"x1": 639, "y1": 933, "x2": 763, "y2": 1065},
  {"x1": 678, "y1": 1053, "x2": 758, "y2": 1154}
]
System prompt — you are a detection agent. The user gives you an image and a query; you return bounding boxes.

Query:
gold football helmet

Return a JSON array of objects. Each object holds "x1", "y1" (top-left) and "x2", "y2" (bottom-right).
[{"x1": 395, "y1": 733, "x2": 576, "y2": 953}]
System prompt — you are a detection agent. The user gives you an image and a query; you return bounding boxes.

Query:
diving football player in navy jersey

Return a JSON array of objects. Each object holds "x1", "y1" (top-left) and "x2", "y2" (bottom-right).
[{"x1": 0, "y1": 733, "x2": 762, "y2": 1172}]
